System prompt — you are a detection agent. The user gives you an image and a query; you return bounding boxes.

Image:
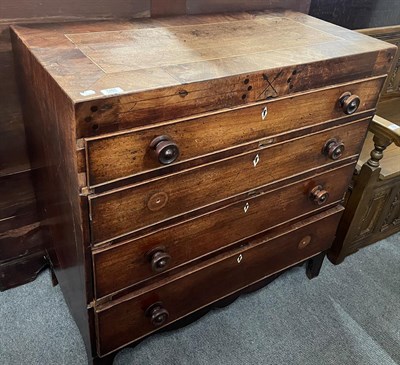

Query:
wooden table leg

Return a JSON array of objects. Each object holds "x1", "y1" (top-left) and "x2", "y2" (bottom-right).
[{"x1": 306, "y1": 251, "x2": 326, "y2": 279}]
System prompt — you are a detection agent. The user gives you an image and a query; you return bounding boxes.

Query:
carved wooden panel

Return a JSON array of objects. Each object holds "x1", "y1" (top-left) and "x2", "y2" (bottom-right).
[
  {"x1": 348, "y1": 177, "x2": 400, "y2": 252},
  {"x1": 380, "y1": 188, "x2": 400, "y2": 232},
  {"x1": 356, "y1": 187, "x2": 390, "y2": 240}
]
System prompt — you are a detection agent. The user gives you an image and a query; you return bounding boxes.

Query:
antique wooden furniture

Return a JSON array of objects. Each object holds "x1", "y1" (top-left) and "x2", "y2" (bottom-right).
[
  {"x1": 11, "y1": 11, "x2": 396, "y2": 364},
  {"x1": 0, "y1": 0, "x2": 312, "y2": 292},
  {"x1": 329, "y1": 26, "x2": 400, "y2": 264}
]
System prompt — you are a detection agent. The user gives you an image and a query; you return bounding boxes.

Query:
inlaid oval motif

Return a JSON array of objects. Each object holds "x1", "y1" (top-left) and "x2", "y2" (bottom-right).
[
  {"x1": 147, "y1": 192, "x2": 169, "y2": 211},
  {"x1": 298, "y1": 235, "x2": 312, "y2": 249}
]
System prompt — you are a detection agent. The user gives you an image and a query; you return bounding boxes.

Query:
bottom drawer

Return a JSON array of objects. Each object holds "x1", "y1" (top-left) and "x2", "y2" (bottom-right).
[{"x1": 95, "y1": 207, "x2": 343, "y2": 356}]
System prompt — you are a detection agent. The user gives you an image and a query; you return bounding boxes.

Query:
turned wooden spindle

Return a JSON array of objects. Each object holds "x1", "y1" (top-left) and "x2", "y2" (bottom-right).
[{"x1": 367, "y1": 134, "x2": 391, "y2": 168}]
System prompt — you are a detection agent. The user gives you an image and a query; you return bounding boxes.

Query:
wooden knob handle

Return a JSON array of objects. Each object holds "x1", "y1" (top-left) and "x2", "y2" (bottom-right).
[
  {"x1": 147, "y1": 248, "x2": 171, "y2": 273},
  {"x1": 323, "y1": 138, "x2": 345, "y2": 160},
  {"x1": 309, "y1": 185, "x2": 329, "y2": 206},
  {"x1": 145, "y1": 302, "x2": 169, "y2": 327},
  {"x1": 149, "y1": 135, "x2": 179, "y2": 165},
  {"x1": 339, "y1": 92, "x2": 360, "y2": 115}
]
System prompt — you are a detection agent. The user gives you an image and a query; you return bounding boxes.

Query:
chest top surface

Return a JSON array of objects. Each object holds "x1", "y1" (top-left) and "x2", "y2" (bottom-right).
[{"x1": 12, "y1": 11, "x2": 395, "y2": 103}]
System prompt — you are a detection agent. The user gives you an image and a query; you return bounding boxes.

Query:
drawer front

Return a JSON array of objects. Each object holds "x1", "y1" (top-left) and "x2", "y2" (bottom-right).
[
  {"x1": 95, "y1": 207, "x2": 343, "y2": 356},
  {"x1": 86, "y1": 77, "x2": 383, "y2": 186},
  {"x1": 90, "y1": 119, "x2": 369, "y2": 244},
  {"x1": 93, "y1": 163, "x2": 355, "y2": 298}
]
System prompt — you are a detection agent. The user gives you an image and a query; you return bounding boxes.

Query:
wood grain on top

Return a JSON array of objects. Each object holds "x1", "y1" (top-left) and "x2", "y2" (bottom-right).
[
  {"x1": 12, "y1": 11, "x2": 396, "y2": 103},
  {"x1": 66, "y1": 17, "x2": 337, "y2": 73}
]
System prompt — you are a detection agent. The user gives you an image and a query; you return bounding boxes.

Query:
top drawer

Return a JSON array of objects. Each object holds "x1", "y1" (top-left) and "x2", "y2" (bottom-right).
[{"x1": 84, "y1": 77, "x2": 384, "y2": 187}]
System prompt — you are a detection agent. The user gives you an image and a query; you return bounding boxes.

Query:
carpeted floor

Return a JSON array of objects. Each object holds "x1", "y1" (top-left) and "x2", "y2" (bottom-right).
[{"x1": 1, "y1": 233, "x2": 399, "y2": 365}]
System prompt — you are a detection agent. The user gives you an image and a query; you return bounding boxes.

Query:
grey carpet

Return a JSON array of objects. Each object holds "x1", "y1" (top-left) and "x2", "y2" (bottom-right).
[{"x1": 1, "y1": 232, "x2": 399, "y2": 365}]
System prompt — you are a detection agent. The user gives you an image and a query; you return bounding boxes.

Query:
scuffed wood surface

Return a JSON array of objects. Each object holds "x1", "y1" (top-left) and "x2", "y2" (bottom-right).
[
  {"x1": 0, "y1": 213, "x2": 42, "y2": 262},
  {"x1": 14, "y1": 12, "x2": 395, "y2": 104},
  {"x1": 0, "y1": 251, "x2": 47, "y2": 291}
]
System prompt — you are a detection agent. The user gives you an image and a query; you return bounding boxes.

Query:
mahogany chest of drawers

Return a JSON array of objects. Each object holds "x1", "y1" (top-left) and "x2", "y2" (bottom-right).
[{"x1": 11, "y1": 11, "x2": 396, "y2": 364}]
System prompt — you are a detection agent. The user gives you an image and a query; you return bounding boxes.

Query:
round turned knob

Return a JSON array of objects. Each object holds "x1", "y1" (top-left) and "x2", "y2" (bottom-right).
[
  {"x1": 149, "y1": 135, "x2": 179, "y2": 165},
  {"x1": 145, "y1": 302, "x2": 169, "y2": 327},
  {"x1": 339, "y1": 92, "x2": 360, "y2": 115},
  {"x1": 309, "y1": 185, "x2": 329, "y2": 206},
  {"x1": 147, "y1": 248, "x2": 171, "y2": 273},
  {"x1": 323, "y1": 138, "x2": 345, "y2": 160}
]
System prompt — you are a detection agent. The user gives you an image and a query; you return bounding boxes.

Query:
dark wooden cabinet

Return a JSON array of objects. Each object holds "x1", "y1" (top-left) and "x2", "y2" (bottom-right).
[{"x1": 11, "y1": 11, "x2": 396, "y2": 364}]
